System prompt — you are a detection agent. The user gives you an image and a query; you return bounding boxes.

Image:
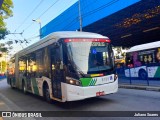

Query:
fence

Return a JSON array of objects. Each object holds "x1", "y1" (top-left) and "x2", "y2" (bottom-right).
[{"x1": 117, "y1": 66, "x2": 160, "y2": 87}]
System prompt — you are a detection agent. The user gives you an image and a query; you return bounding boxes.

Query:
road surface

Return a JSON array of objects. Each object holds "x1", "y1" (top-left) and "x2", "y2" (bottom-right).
[{"x1": 0, "y1": 79, "x2": 160, "y2": 120}]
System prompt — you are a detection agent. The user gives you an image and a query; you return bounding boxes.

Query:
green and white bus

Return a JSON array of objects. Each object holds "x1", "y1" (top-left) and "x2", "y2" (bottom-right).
[{"x1": 7, "y1": 31, "x2": 118, "y2": 102}]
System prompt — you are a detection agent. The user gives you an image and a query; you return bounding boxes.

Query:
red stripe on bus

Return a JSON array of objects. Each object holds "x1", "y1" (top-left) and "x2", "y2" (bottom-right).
[{"x1": 64, "y1": 39, "x2": 111, "y2": 43}]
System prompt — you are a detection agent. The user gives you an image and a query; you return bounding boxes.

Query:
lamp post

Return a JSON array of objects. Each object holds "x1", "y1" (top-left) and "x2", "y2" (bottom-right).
[{"x1": 32, "y1": 19, "x2": 42, "y2": 37}]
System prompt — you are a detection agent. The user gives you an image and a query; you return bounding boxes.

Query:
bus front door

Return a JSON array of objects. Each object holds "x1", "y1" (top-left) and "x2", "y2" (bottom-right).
[{"x1": 50, "y1": 47, "x2": 64, "y2": 99}]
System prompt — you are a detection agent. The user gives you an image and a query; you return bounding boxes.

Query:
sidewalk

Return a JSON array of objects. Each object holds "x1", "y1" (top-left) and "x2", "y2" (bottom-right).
[{"x1": 119, "y1": 84, "x2": 160, "y2": 91}]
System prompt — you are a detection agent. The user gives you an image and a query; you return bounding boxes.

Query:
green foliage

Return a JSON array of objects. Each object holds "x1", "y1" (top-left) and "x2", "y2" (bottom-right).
[
  {"x1": 0, "y1": 27, "x2": 9, "y2": 39},
  {"x1": 0, "y1": 43, "x2": 8, "y2": 52},
  {"x1": 0, "y1": 0, "x2": 13, "y2": 39},
  {"x1": 1, "y1": 0, "x2": 13, "y2": 17},
  {"x1": 0, "y1": 47, "x2": 8, "y2": 52}
]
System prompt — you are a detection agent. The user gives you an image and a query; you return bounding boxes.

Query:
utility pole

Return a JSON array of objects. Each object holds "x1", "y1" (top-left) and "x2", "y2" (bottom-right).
[{"x1": 78, "y1": 0, "x2": 82, "y2": 31}]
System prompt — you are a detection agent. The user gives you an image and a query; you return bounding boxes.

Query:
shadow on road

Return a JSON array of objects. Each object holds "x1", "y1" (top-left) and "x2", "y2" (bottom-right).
[
  {"x1": 54, "y1": 97, "x2": 116, "y2": 110},
  {"x1": 10, "y1": 87, "x2": 116, "y2": 110}
]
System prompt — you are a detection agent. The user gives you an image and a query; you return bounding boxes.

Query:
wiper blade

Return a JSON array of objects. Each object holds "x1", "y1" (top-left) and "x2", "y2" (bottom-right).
[{"x1": 72, "y1": 62, "x2": 86, "y2": 77}]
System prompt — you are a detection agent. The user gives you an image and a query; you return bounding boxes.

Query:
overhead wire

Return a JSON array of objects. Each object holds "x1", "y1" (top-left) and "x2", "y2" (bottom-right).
[
  {"x1": 61, "y1": 0, "x2": 100, "y2": 30},
  {"x1": 11, "y1": 0, "x2": 118, "y2": 46},
  {"x1": 23, "y1": 0, "x2": 61, "y2": 32},
  {"x1": 46, "y1": 0, "x2": 77, "y2": 29},
  {"x1": 61, "y1": 0, "x2": 98, "y2": 30},
  {"x1": 12, "y1": 34, "x2": 24, "y2": 49},
  {"x1": 81, "y1": 0, "x2": 99, "y2": 16},
  {"x1": 37, "y1": 0, "x2": 60, "y2": 19},
  {"x1": 15, "y1": 0, "x2": 77, "y2": 41},
  {"x1": 10, "y1": 0, "x2": 45, "y2": 50},
  {"x1": 14, "y1": 0, "x2": 44, "y2": 32},
  {"x1": 62, "y1": 0, "x2": 119, "y2": 30},
  {"x1": 46, "y1": 0, "x2": 85, "y2": 31},
  {"x1": 20, "y1": 0, "x2": 79, "y2": 44},
  {"x1": 82, "y1": 0, "x2": 119, "y2": 18}
]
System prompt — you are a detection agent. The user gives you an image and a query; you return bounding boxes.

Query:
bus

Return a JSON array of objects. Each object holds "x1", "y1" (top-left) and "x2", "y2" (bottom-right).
[
  {"x1": 7, "y1": 31, "x2": 118, "y2": 102},
  {"x1": 125, "y1": 41, "x2": 160, "y2": 80}
]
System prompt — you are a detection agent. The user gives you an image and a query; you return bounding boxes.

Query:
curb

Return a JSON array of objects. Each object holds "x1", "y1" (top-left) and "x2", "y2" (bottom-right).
[{"x1": 119, "y1": 84, "x2": 160, "y2": 92}]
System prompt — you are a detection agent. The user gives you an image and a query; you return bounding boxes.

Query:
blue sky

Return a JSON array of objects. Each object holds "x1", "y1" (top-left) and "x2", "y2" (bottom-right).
[{"x1": 2, "y1": 0, "x2": 78, "y2": 54}]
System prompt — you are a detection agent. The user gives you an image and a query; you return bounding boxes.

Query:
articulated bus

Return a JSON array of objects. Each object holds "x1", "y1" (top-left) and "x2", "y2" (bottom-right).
[
  {"x1": 125, "y1": 41, "x2": 160, "y2": 80},
  {"x1": 7, "y1": 31, "x2": 118, "y2": 102}
]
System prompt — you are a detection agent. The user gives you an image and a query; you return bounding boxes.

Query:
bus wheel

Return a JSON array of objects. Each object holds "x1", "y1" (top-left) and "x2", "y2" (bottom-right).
[
  {"x1": 139, "y1": 69, "x2": 148, "y2": 80},
  {"x1": 43, "y1": 83, "x2": 51, "y2": 103},
  {"x1": 22, "y1": 80, "x2": 27, "y2": 94}
]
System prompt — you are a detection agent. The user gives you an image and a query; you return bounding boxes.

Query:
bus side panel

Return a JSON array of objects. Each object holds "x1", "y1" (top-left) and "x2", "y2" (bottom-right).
[
  {"x1": 148, "y1": 66, "x2": 160, "y2": 78},
  {"x1": 125, "y1": 47, "x2": 160, "y2": 79}
]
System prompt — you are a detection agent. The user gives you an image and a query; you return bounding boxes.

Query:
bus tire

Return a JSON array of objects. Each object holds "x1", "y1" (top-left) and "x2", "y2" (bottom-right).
[
  {"x1": 43, "y1": 83, "x2": 51, "y2": 103},
  {"x1": 22, "y1": 80, "x2": 27, "y2": 94},
  {"x1": 139, "y1": 69, "x2": 148, "y2": 80}
]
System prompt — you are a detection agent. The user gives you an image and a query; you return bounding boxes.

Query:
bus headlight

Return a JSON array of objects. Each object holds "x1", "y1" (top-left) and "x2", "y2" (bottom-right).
[
  {"x1": 66, "y1": 79, "x2": 81, "y2": 86},
  {"x1": 114, "y1": 74, "x2": 118, "y2": 81}
]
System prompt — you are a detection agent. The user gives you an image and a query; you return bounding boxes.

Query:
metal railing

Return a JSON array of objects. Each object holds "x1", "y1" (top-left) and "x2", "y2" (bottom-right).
[{"x1": 117, "y1": 66, "x2": 160, "y2": 87}]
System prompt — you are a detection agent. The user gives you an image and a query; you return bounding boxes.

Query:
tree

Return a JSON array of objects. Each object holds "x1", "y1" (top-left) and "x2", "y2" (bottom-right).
[
  {"x1": 0, "y1": 60, "x2": 7, "y2": 73},
  {"x1": 0, "y1": 0, "x2": 13, "y2": 39},
  {"x1": 0, "y1": 43, "x2": 8, "y2": 52}
]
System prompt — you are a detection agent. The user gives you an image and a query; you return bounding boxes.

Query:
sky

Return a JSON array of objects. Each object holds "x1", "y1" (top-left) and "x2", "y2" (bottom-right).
[{"x1": 1, "y1": 0, "x2": 78, "y2": 55}]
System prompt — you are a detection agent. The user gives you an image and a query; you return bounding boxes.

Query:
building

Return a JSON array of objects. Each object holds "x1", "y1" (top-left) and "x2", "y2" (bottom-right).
[{"x1": 41, "y1": 0, "x2": 160, "y2": 47}]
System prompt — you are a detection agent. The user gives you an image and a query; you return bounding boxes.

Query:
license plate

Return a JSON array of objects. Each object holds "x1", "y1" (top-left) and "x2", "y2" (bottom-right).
[{"x1": 96, "y1": 91, "x2": 105, "y2": 96}]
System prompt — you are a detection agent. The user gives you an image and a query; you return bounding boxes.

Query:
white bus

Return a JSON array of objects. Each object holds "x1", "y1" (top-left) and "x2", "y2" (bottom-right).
[
  {"x1": 125, "y1": 41, "x2": 160, "y2": 80},
  {"x1": 7, "y1": 31, "x2": 118, "y2": 102}
]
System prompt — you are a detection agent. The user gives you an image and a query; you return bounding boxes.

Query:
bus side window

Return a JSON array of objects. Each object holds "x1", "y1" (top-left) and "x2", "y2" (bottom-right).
[
  {"x1": 126, "y1": 56, "x2": 133, "y2": 67},
  {"x1": 36, "y1": 50, "x2": 44, "y2": 78},
  {"x1": 28, "y1": 53, "x2": 36, "y2": 77},
  {"x1": 19, "y1": 57, "x2": 27, "y2": 75}
]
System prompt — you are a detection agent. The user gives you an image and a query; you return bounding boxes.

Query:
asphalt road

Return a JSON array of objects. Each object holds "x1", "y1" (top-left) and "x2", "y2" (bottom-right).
[{"x1": 0, "y1": 79, "x2": 160, "y2": 120}]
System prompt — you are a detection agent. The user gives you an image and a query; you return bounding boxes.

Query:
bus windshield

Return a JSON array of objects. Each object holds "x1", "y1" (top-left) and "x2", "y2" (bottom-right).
[{"x1": 65, "y1": 38, "x2": 114, "y2": 74}]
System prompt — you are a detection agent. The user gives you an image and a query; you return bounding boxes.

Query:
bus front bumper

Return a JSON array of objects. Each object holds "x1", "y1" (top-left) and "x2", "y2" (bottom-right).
[{"x1": 61, "y1": 79, "x2": 118, "y2": 102}]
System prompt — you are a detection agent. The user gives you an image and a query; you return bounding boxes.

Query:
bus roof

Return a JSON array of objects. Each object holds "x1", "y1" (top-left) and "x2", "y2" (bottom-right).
[
  {"x1": 17, "y1": 31, "x2": 109, "y2": 57},
  {"x1": 46, "y1": 31, "x2": 108, "y2": 39},
  {"x1": 126, "y1": 40, "x2": 160, "y2": 53}
]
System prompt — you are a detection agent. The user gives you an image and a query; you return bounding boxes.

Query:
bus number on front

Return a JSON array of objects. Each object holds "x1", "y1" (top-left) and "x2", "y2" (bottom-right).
[{"x1": 91, "y1": 42, "x2": 105, "y2": 46}]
